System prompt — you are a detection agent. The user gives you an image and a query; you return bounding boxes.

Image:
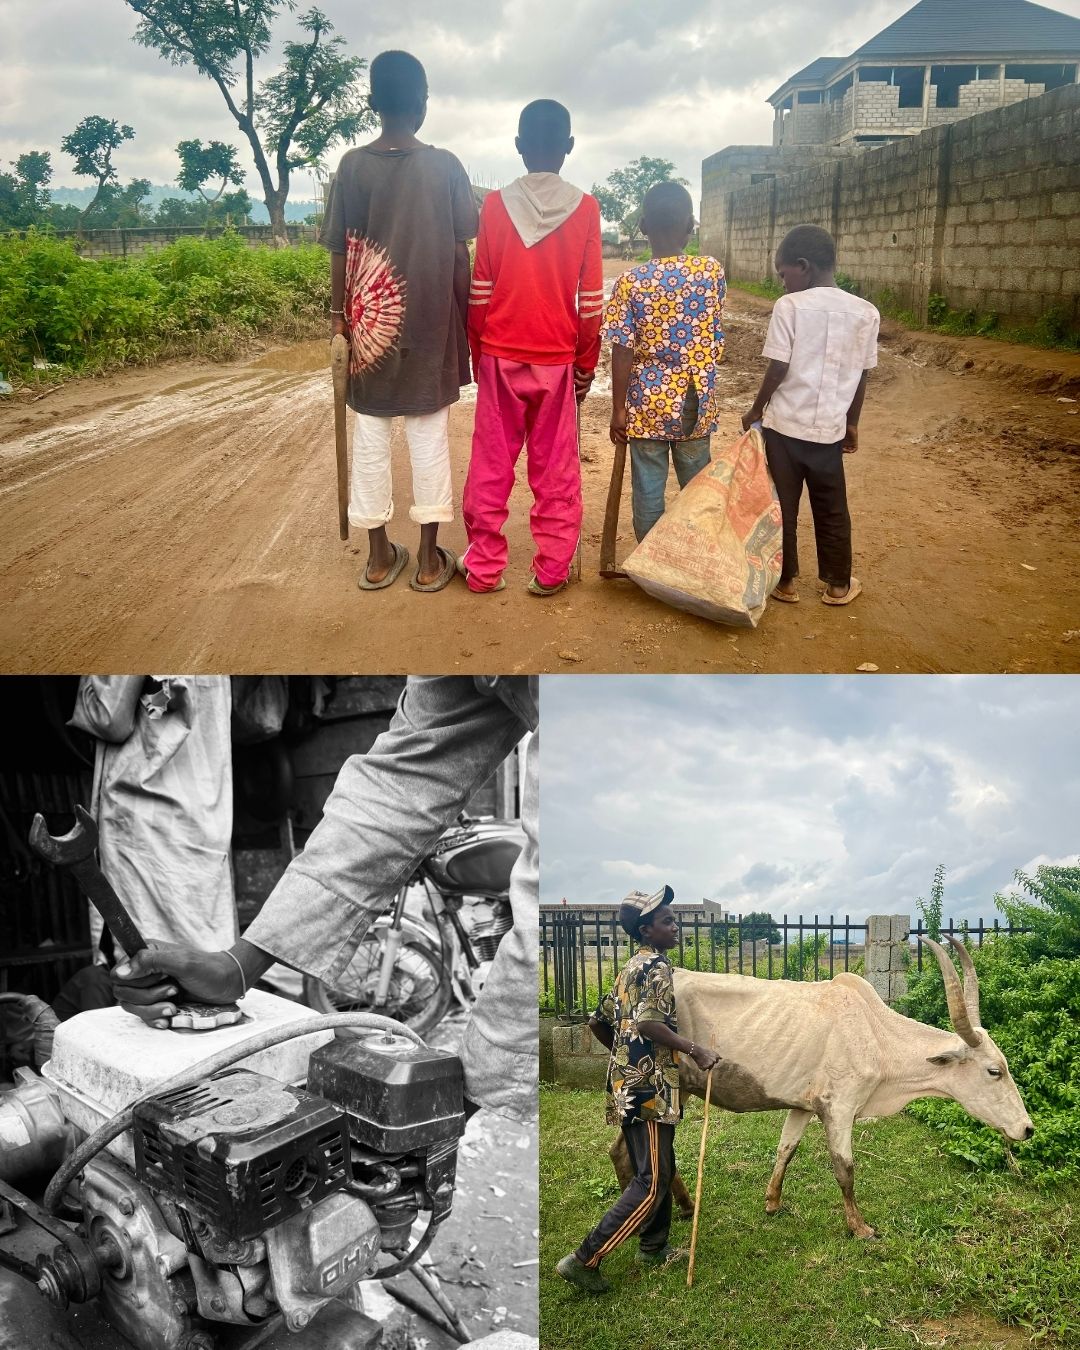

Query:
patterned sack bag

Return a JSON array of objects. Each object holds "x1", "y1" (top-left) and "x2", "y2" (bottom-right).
[{"x1": 623, "y1": 426, "x2": 783, "y2": 628}]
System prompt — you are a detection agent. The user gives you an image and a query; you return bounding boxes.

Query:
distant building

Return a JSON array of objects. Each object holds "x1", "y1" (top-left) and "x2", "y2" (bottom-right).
[
  {"x1": 769, "y1": 0, "x2": 1080, "y2": 149},
  {"x1": 701, "y1": 0, "x2": 1080, "y2": 258}
]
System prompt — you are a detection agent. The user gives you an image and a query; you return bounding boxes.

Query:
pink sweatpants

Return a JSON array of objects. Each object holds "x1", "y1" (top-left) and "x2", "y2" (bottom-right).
[{"x1": 462, "y1": 355, "x2": 581, "y2": 591}]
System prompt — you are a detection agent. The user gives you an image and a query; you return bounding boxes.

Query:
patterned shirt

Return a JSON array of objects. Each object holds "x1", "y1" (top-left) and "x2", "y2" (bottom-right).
[
  {"x1": 603, "y1": 254, "x2": 726, "y2": 442},
  {"x1": 594, "y1": 945, "x2": 682, "y2": 1127}
]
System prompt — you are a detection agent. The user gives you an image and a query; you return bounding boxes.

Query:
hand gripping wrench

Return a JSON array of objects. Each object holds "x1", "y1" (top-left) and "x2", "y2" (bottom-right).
[{"x1": 29, "y1": 805, "x2": 242, "y2": 1031}]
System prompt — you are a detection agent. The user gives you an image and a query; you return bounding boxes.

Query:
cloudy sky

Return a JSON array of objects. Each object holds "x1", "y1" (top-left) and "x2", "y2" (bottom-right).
[
  {"x1": 540, "y1": 676, "x2": 1080, "y2": 926},
  {"x1": 6, "y1": 0, "x2": 1080, "y2": 210}
]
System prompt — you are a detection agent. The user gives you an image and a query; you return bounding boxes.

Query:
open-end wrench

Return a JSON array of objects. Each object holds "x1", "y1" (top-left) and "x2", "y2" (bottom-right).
[{"x1": 29, "y1": 805, "x2": 243, "y2": 1031}]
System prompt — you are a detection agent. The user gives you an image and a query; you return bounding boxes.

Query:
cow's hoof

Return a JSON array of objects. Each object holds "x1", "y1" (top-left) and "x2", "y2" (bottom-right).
[
  {"x1": 764, "y1": 1203, "x2": 782, "y2": 1217},
  {"x1": 677, "y1": 1208, "x2": 695, "y2": 1221},
  {"x1": 852, "y1": 1226, "x2": 879, "y2": 1240}
]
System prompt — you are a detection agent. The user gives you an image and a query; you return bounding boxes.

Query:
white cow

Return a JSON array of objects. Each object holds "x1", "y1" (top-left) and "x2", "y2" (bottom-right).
[{"x1": 608, "y1": 935, "x2": 1032, "y2": 1237}]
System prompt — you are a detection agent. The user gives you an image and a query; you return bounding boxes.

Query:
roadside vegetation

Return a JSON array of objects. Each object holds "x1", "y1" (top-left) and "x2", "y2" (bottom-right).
[
  {"x1": 0, "y1": 230, "x2": 329, "y2": 383},
  {"x1": 730, "y1": 275, "x2": 1080, "y2": 353}
]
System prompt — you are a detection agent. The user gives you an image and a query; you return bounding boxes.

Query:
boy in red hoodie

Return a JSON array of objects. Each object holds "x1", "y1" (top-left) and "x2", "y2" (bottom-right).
[{"x1": 461, "y1": 100, "x2": 603, "y2": 595}]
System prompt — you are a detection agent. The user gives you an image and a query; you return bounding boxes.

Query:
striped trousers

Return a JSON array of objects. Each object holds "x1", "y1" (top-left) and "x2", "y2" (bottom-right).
[{"x1": 575, "y1": 1119, "x2": 676, "y2": 1267}]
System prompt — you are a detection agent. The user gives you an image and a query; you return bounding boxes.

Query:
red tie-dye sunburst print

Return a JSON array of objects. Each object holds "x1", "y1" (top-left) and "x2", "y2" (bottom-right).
[{"x1": 343, "y1": 232, "x2": 407, "y2": 376}]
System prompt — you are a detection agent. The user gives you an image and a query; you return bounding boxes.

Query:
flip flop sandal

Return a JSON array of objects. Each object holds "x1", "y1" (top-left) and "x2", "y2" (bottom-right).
[
  {"x1": 772, "y1": 587, "x2": 800, "y2": 603},
  {"x1": 409, "y1": 545, "x2": 459, "y2": 593},
  {"x1": 527, "y1": 573, "x2": 569, "y2": 597},
  {"x1": 357, "y1": 541, "x2": 409, "y2": 591},
  {"x1": 822, "y1": 576, "x2": 863, "y2": 606},
  {"x1": 455, "y1": 555, "x2": 506, "y2": 593}
]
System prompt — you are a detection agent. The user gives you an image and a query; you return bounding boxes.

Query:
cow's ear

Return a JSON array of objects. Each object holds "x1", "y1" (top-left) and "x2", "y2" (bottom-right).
[{"x1": 926, "y1": 1048, "x2": 966, "y2": 1065}]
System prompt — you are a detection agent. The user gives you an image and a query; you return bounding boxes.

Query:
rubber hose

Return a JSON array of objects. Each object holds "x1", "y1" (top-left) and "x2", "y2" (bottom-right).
[
  {"x1": 373, "y1": 1208, "x2": 437, "y2": 1279},
  {"x1": 43, "y1": 1011, "x2": 422, "y2": 1214}
]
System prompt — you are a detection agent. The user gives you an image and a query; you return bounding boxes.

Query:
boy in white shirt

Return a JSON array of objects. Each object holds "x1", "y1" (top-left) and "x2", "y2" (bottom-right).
[{"x1": 743, "y1": 225, "x2": 879, "y2": 605}]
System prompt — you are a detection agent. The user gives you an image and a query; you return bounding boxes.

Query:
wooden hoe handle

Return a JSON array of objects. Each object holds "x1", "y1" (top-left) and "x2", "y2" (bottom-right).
[
  {"x1": 687, "y1": 1067, "x2": 713, "y2": 1289},
  {"x1": 330, "y1": 333, "x2": 350, "y2": 542}
]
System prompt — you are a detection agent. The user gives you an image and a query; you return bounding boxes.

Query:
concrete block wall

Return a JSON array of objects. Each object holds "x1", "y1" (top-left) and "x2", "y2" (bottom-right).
[
  {"x1": 855, "y1": 80, "x2": 925, "y2": 131},
  {"x1": 702, "y1": 81, "x2": 1080, "y2": 323},
  {"x1": 49, "y1": 223, "x2": 316, "y2": 260}
]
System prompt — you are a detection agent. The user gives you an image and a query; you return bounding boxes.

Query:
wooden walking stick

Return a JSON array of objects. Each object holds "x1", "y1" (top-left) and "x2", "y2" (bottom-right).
[
  {"x1": 599, "y1": 438, "x2": 630, "y2": 579},
  {"x1": 330, "y1": 332, "x2": 350, "y2": 541},
  {"x1": 687, "y1": 1067, "x2": 714, "y2": 1289}
]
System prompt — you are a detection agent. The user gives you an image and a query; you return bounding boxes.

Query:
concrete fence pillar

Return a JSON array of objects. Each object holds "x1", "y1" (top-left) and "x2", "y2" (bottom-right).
[
  {"x1": 549, "y1": 1018, "x2": 609, "y2": 1090},
  {"x1": 866, "y1": 914, "x2": 911, "y2": 1004}
]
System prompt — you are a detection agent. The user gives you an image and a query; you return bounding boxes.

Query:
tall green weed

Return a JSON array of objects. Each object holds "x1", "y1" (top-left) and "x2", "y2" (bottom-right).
[{"x1": 0, "y1": 229, "x2": 329, "y2": 380}]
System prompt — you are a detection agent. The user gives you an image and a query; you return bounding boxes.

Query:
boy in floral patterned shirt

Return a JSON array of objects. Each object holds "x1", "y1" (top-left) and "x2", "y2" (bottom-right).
[
  {"x1": 556, "y1": 886, "x2": 721, "y2": 1295},
  {"x1": 603, "y1": 182, "x2": 726, "y2": 541}
]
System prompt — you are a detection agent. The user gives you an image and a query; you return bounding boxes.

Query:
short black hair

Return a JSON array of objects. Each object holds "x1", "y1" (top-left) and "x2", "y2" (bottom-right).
[
  {"x1": 369, "y1": 50, "x2": 427, "y2": 116},
  {"x1": 517, "y1": 99, "x2": 572, "y2": 152},
  {"x1": 777, "y1": 224, "x2": 836, "y2": 271},
  {"x1": 641, "y1": 181, "x2": 694, "y2": 233}
]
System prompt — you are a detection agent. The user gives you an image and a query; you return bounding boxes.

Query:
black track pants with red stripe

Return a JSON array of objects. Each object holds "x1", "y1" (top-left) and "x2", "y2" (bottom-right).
[{"x1": 575, "y1": 1119, "x2": 676, "y2": 1267}]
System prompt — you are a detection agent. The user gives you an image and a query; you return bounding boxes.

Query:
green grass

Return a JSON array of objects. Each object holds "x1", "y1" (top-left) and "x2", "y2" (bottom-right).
[
  {"x1": 540, "y1": 1088, "x2": 1079, "y2": 1350},
  {"x1": 728, "y1": 277, "x2": 1080, "y2": 353}
]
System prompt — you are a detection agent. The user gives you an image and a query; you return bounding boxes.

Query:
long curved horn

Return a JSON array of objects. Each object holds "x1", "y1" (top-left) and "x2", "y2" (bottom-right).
[
  {"x1": 918, "y1": 935, "x2": 980, "y2": 1046},
  {"x1": 945, "y1": 933, "x2": 981, "y2": 1028}
]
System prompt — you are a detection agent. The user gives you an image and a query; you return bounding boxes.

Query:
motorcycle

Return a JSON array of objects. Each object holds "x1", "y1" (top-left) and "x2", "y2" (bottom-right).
[{"x1": 302, "y1": 815, "x2": 523, "y2": 1035}]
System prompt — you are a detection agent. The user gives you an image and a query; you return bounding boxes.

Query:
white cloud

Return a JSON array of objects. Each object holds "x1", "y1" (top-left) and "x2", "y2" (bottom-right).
[
  {"x1": 541, "y1": 676, "x2": 1080, "y2": 927},
  {"x1": 8, "y1": 0, "x2": 1078, "y2": 211}
]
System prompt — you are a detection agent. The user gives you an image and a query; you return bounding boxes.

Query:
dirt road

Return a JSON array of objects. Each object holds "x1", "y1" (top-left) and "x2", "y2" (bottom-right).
[{"x1": 2, "y1": 267, "x2": 1078, "y2": 673}]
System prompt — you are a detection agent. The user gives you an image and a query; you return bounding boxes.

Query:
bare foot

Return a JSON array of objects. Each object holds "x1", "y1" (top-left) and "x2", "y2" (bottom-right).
[
  {"x1": 775, "y1": 580, "x2": 798, "y2": 598},
  {"x1": 415, "y1": 552, "x2": 442, "y2": 587},
  {"x1": 365, "y1": 551, "x2": 393, "y2": 584}
]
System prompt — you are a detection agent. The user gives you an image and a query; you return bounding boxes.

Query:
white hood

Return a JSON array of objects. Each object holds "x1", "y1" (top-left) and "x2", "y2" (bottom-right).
[{"x1": 499, "y1": 172, "x2": 583, "y2": 248}]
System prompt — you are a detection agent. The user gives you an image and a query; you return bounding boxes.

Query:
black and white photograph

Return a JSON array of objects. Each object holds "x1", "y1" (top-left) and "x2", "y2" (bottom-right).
[{"x1": 0, "y1": 675, "x2": 538, "y2": 1350}]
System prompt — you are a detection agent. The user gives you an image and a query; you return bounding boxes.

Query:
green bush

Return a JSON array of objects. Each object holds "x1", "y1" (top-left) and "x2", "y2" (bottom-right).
[
  {"x1": 901, "y1": 934, "x2": 1080, "y2": 1183},
  {"x1": 0, "y1": 229, "x2": 329, "y2": 379}
]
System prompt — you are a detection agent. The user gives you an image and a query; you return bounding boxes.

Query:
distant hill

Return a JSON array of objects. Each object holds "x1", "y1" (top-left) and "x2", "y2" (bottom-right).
[{"x1": 48, "y1": 184, "x2": 320, "y2": 223}]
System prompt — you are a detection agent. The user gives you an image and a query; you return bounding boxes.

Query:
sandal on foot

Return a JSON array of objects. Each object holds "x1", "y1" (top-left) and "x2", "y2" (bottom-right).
[
  {"x1": 409, "y1": 545, "x2": 458, "y2": 593},
  {"x1": 555, "y1": 1254, "x2": 610, "y2": 1295},
  {"x1": 527, "y1": 573, "x2": 569, "y2": 597},
  {"x1": 455, "y1": 555, "x2": 506, "y2": 593},
  {"x1": 358, "y1": 541, "x2": 409, "y2": 591},
  {"x1": 772, "y1": 586, "x2": 800, "y2": 603},
  {"x1": 822, "y1": 576, "x2": 862, "y2": 606}
]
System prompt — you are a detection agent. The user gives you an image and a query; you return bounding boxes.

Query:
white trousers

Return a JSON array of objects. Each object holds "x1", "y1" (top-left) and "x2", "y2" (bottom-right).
[{"x1": 350, "y1": 407, "x2": 454, "y2": 529}]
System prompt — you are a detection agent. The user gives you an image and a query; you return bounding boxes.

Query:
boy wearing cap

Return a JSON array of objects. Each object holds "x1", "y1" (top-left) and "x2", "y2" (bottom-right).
[{"x1": 556, "y1": 885, "x2": 721, "y2": 1294}]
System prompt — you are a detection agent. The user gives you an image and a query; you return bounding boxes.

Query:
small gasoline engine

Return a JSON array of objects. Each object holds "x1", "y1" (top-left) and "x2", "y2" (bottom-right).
[{"x1": 0, "y1": 991, "x2": 464, "y2": 1350}]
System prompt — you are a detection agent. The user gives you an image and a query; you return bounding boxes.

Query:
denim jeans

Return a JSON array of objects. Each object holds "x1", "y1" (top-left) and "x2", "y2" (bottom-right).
[
  {"x1": 246, "y1": 676, "x2": 539, "y2": 1123},
  {"x1": 629, "y1": 436, "x2": 712, "y2": 541}
]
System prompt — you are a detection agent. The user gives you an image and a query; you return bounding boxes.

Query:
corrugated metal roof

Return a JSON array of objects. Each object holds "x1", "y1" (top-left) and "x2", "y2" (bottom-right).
[{"x1": 854, "y1": 0, "x2": 1080, "y2": 57}]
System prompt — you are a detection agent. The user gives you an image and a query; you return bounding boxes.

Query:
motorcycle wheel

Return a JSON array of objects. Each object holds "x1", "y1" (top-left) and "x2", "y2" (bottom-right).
[{"x1": 301, "y1": 935, "x2": 452, "y2": 1036}]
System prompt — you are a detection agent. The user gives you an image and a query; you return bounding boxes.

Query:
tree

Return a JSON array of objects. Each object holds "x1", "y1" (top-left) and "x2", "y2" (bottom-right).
[
  {"x1": 996, "y1": 862, "x2": 1080, "y2": 960},
  {"x1": 155, "y1": 189, "x2": 253, "y2": 227},
  {"x1": 0, "y1": 151, "x2": 54, "y2": 229},
  {"x1": 740, "y1": 910, "x2": 782, "y2": 945},
  {"x1": 176, "y1": 139, "x2": 245, "y2": 223},
  {"x1": 917, "y1": 863, "x2": 946, "y2": 942},
  {"x1": 591, "y1": 157, "x2": 689, "y2": 245},
  {"x1": 127, "y1": 2, "x2": 374, "y2": 243},
  {"x1": 60, "y1": 116, "x2": 136, "y2": 221}
]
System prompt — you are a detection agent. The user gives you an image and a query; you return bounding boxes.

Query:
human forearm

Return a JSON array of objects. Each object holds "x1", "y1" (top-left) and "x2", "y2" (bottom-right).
[
  {"x1": 454, "y1": 240, "x2": 471, "y2": 333},
  {"x1": 745, "y1": 359, "x2": 789, "y2": 422},
  {"x1": 330, "y1": 252, "x2": 346, "y2": 338},
  {"x1": 846, "y1": 370, "x2": 868, "y2": 428},
  {"x1": 589, "y1": 1016, "x2": 616, "y2": 1051},
  {"x1": 641, "y1": 1018, "x2": 721, "y2": 1070},
  {"x1": 245, "y1": 679, "x2": 527, "y2": 983},
  {"x1": 609, "y1": 343, "x2": 633, "y2": 444}
]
